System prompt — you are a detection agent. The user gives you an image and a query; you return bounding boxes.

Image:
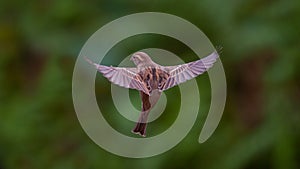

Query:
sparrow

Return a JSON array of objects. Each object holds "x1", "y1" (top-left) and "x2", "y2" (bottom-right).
[{"x1": 85, "y1": 50, "x2": 219, "y2": 137}]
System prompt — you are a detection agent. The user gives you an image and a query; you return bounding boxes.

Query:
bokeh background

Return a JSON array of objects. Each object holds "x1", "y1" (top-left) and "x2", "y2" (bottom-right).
[{"x1": 1, "y1": 0, "x2": 300, "y2": 169}]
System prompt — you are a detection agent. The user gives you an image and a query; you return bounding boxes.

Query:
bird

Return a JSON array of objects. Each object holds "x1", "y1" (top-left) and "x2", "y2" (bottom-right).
[{"x1": 85, "y1": 50, "x2": 219, "y2": 137}]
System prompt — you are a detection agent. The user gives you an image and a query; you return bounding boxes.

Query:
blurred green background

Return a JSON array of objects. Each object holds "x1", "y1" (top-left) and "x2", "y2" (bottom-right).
[{"x1": 1, "y1": 0, "x2": 300, "y2": 169}]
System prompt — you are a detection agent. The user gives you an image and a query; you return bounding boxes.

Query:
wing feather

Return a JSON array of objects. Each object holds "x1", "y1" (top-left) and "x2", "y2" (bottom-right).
[
  {"x1": 85, "y1": 57, "x2": 150, "y2": 95},
  {"x1": 160, "y1": 51, "x2": 219, "y2": 91}
]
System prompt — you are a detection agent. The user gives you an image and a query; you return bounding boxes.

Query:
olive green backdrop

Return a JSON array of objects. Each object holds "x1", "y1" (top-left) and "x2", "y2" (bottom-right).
[{"x1": 0, "y1": 0, "x2": 299, "y2": 169}]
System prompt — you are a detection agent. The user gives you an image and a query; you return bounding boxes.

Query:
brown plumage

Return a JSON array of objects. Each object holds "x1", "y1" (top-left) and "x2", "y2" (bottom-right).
[{"x1": 85, "y1": 50, "x2": 219, "y2": 137}]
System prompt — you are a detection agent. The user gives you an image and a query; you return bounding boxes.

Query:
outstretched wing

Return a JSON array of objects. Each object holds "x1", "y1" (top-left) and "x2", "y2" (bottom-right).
[
  {"x1": 160, "y1": 51, "x2": 219, "y2": 91},
  {"x1": 85, "y1": 57, "x2": 150, "y2": 95}
]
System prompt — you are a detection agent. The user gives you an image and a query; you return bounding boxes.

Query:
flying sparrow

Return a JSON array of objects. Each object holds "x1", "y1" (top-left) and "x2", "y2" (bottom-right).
[{"x1": 85, "y1": 50, "x2": 219, "y2": 137}]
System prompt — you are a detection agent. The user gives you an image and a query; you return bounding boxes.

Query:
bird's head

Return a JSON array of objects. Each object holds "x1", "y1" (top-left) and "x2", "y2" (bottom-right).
[{"x1": 130, "y1": 52, "x2": 153, "y2": 66}]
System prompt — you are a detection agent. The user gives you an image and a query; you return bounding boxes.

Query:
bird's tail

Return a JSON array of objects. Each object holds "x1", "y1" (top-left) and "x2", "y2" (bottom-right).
[
  {"x1": 132, "y1": 122, "x2": 147, "y2": 137},
  {"x1": 132, "y1": 111, "x2": 149, "y2": 137}
]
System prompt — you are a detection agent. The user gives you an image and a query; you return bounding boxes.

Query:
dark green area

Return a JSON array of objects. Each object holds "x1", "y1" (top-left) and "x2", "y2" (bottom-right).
[{"x1": 1, "y1": 0, "x2": 300, "y2": 169}]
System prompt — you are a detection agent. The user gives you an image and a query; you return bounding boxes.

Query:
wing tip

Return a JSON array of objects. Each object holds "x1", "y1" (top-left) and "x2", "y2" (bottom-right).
[
  {"x1": 84, "y1": 56, "x2": 104, "y2": 69},
  {"x1": 84, "y1": 56, "x2": 94, "y2": 65},
  {"x1": 215, "y1": 46, "x2": 223, "y2": 57}
]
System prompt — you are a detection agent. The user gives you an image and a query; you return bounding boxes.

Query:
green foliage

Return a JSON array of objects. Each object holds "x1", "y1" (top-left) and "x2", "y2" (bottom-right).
[{"x1": 1, "y1": 0, "x2": 300, "y2": 169}]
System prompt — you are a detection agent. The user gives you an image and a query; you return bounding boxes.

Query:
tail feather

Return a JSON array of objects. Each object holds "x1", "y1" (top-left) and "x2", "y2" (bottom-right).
[
  {"x1": 132, "y1": 110, "x2": 149, "y2": 137},
  {"x1": 132, "y1": 122, "x2": 147, "y2": 137},
  {"x1": 132, "y1": 91, "x2": 161, "y2": 137}
]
